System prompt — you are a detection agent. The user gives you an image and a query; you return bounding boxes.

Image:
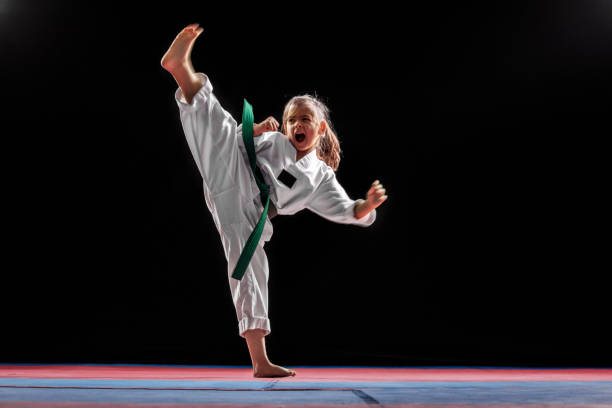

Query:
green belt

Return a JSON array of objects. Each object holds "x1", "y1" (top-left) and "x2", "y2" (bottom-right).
[{"x1": 231, "y1": 99, "x2": 270, "y2": 281}]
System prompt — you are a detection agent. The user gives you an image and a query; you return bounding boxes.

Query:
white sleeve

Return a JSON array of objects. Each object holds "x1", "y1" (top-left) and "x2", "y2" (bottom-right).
[{"x1": 306, "y1": 172, "x2": 376, "y2": 227}]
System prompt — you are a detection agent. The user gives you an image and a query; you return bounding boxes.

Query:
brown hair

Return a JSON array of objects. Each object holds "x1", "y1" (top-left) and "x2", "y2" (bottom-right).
[{"x1": 282, "y1": 95, "x2": 341, "y2": 171}]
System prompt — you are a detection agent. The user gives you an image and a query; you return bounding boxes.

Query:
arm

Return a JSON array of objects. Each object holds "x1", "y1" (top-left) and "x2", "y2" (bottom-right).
[{"x1": 307, "y1": 173, "x2": 382, "y2": 227}]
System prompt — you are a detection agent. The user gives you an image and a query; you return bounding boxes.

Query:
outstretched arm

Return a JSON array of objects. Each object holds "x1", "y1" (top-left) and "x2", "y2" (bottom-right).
[
  {"x1": 306, "y1": 174, "x2": 382, "y2": 227},
  {"x1": 354, "y1": 180, "x2": 388, "y2": 219}
]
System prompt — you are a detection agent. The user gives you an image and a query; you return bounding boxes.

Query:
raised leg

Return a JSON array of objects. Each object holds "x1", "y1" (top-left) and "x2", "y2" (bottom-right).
[{"x1": 161, "y1": 23, "x2": 205, "y2": 104}]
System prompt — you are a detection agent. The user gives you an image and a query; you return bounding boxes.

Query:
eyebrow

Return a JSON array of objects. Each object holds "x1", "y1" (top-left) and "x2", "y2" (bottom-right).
[{"x1": 287, "y1": 113, "x2": 313, "y2": 119}]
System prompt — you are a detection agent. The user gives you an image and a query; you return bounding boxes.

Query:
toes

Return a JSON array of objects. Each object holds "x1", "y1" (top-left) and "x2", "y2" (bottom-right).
[{"x1": 181, "y1": 24, "x2": 202, "y2": 37}]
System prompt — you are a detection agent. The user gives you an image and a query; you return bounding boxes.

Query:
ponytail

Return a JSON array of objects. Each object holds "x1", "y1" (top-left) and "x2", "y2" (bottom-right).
[{"x1": 317, "y1": 122, "x2": 341, "y2": 171}]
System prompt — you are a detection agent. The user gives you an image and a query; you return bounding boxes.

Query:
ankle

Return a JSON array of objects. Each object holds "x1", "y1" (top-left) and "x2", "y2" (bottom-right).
[
  {"x1": 253, "y1": 359, "x2": 272, "y2": 370},
  {"x1": 161, "y1": 57, "x2": 188, "y2": 74}
]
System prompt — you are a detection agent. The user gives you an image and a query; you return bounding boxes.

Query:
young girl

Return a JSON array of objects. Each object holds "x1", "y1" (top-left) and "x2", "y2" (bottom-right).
[{"x1": 161, "y1": 24, "x2": 387, "y2": 378}]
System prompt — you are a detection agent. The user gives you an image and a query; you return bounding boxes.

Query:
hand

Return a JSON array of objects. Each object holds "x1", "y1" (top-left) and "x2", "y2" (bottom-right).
[
  {"x1": 253, "y1": 116, "x2": 280, "y2": 137},
  {"x1": 354, "y1": 180, "x2": 388, "y2": 219},
  {"x1": 366, "y1": 180, "x2": 387, "y2": 209}
]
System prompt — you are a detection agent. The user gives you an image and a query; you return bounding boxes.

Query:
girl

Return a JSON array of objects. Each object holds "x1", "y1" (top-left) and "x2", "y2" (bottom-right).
[{"x1": 161, "y1": 24, "x2": 387, "y2": 378}]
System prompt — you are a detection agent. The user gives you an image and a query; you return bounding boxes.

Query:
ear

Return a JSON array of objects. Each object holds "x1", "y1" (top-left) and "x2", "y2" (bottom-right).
[{"x1": 318, "y1": 120, "x2": 327, "y2": 136}]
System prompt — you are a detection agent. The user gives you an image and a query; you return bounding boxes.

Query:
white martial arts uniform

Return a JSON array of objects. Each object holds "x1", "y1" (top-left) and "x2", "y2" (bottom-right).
[{"x1": 175, "y1": 73, "x2": 376, "y2": 337}]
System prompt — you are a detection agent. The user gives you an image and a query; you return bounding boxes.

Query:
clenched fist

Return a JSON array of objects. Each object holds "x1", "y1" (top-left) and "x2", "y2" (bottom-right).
[{"x1": 253, "y1": 116, "x2": 280, "y2": 137}]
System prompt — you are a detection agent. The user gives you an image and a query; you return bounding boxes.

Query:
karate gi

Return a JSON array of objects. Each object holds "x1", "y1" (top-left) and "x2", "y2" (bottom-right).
[{"x1": 175, "y1": 73, "x2": 376, "y2": 337}]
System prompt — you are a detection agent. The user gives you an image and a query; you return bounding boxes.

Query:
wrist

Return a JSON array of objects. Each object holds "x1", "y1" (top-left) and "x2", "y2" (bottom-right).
[{"x1": 354, "y1": 199, "x2": 373, "y2": 219}]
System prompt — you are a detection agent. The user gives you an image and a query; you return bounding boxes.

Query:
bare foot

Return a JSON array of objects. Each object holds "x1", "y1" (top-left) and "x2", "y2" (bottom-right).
[
  {"x1": 161, "y1": 23, "x2": 204, "y2": 73},
  {"x1": 253, "y1": 363, "x2": 296, "y2": 378}
]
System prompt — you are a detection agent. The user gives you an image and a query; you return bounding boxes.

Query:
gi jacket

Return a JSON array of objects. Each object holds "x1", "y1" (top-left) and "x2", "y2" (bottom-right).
[
  {"x1": 176, "y1": 73, "x2": 375, "y2": 231},
  {"x1": 238, "y1": 128, "x2": 375, "y2": 227}
]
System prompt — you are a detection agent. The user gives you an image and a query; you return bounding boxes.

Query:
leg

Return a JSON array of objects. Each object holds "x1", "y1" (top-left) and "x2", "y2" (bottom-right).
[
  {"x1": 161, "y1": 23, "x2": 204, "y2": 104},
  {"x1": 244, "y1": 329, "x2": 296, "y2": 378},
  {"x1": 220, "y1": 223, "x2": 293, "y2": 378}
]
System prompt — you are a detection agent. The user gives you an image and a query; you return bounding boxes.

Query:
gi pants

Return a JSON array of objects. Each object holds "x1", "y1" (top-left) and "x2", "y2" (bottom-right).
[{"x1": 175, "y1": 73, "x2": 273, "y2": 337}]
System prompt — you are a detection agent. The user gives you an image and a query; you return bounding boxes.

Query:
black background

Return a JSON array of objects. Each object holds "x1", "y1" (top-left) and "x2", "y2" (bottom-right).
[{"x1": 1, "y1": 0, "x2": 610, "y2": 367}]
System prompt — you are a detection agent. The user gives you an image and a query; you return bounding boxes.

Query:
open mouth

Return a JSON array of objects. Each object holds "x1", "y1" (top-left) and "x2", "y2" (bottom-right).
[{"x1": 295, "y1": 133, "x2": 306, "y2": 143}]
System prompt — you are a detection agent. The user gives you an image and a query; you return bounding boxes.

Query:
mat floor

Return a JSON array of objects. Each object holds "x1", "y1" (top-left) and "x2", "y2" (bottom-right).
[{"x1": 1, "y1": 365, "x2": 611, "y2": 407}]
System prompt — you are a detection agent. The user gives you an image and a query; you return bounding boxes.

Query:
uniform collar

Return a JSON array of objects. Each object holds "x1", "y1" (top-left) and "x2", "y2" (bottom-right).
[{"x1": 297, "y1": 149, "x2": 318, "y2": 168}]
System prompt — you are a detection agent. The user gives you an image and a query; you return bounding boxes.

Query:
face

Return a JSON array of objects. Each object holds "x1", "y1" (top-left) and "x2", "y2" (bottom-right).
[{"x1": 284, "y1": 103, "x2": 326, "y2": 159}]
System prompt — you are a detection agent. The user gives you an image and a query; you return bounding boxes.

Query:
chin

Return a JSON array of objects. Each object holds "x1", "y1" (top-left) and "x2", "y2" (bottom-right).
[{"x1": 295, "y1": 142, "x2": 311, "y2": 151}]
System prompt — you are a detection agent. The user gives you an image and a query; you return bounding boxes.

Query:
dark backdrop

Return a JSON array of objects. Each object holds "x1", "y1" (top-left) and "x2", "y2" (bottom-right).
[{"x1": 1, "y1": 0, "x2": 610, "y2": 366}]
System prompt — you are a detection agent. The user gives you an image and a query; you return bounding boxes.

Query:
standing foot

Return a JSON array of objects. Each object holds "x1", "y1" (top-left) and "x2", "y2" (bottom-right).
[{"x1": 253, "y1": 363, "x2": 296, "y2": 378}]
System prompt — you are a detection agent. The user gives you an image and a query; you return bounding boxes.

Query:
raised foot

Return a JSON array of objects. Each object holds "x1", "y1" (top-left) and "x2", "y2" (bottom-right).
[
  {"x1": 253, "y1": 363, "x2": 296, "y2": 378},
  {"x1": 161, "y1": 23, "x2": 204, "y2": 72}
]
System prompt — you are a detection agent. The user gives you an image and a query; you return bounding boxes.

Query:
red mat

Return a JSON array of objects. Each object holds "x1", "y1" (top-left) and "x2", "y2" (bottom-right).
[{"x1": 2, "y1": 365, "x2": 611, "y2": 382}]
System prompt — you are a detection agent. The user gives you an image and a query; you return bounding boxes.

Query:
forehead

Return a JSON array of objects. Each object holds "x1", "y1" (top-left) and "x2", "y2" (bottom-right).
[{"x1": 287, "y1": 102, "x2": 317, "y2": 118}]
